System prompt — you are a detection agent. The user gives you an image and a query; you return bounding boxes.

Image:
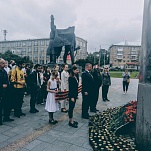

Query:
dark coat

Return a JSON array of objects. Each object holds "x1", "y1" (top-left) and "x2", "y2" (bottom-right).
[
  {"x1": 43, "y1": 73, "x2": 51, "y2": 85},
  {"x1": 28, "y1": 71, "x2": 41, "y2": 90},
  {"x1": 91, "y1": 68, "x2": 102, "y2": 88},
  {"x1": 68, "y1": 76, "x2": 78, "y2": 99},
  {"x1": 81, "y1": 70, "x2": 94, "y2": 95},
  {"x1": 0, "y1": 69, "x2": 9, "y2": 98}
]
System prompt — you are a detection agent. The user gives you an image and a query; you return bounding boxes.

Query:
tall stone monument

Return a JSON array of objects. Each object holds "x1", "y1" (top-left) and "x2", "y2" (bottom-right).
[{"x1": 136, "y1": 1, "x2": 151, "y2": 150}]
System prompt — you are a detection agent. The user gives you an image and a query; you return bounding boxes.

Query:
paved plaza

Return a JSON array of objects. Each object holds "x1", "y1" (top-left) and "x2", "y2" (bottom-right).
[{"x1": 0, "y1": 78, "x2": 138, "y2": 151}]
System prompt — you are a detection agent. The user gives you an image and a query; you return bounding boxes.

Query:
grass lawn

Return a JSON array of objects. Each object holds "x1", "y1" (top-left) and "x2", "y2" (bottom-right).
[{"x1": 109, "y1": 71, "x2": 138, "y2": 79}]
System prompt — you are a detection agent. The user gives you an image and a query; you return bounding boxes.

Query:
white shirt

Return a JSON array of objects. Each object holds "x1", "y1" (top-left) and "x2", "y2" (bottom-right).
[
  {"x1": 61, "y1": 70, "x2": 69, "y2": 90},
  {"x1": 4, "y1": 67, "x2": 10, "y2": 74},
  {"x1": 39, "y1": 72, "x2": 44, "y2": 85},
  {"x1": 22, "y1": 68, "x2": 26, "y2": 74}
]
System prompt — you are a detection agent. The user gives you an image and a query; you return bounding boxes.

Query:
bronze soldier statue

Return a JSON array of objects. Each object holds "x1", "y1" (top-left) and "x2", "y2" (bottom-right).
[{"x1": 47, "y1": 15, "x2": 80, "y2": 64}]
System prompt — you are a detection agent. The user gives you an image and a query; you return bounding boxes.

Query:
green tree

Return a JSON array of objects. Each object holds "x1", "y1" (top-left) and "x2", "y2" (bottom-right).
[
  {"x1": 75, "y1": 58, "x2": 92, "y2": 71},
  {"x1": 1, "y1": 50, "x2": 21, "y2": 62},
  {"x1": 22, "y1": 56, "x2": 32, "y2": 64},
  {"x1": 86, "y1": 53, "x2": 94, "y2": 64},
  {"x1": 0, "y1": 50, "x2": 32, "y2": 63}
]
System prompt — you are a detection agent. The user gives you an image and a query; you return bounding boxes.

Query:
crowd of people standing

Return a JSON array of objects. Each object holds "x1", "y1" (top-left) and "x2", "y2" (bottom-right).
[
  {"x1": 0, "y1": 58, "x2": 130, "y2": 128},
  {"x1": 0, "y1": 59, "x2": 79, "y2": 127}
]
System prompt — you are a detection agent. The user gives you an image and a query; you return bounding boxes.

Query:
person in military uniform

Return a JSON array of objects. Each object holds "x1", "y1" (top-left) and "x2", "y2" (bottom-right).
[{"x1": 90, "y1": 63, "x2": 102, "y2": 112}]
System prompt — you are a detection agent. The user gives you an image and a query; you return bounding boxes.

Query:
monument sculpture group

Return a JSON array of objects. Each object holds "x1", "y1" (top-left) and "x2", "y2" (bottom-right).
[{"x1": 47, "y1": 15, "x2": 80, "y2": 64}]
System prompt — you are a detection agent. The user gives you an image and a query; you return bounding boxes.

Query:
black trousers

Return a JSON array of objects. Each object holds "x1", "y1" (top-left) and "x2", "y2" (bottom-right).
[
  {"x1": 43, "y1": 85, "x2": 48, "y2": 100},
  {"x1": 102, "y1": 85, "x2": 109, "y2": 100},
  {"x1": 0, "y1": 100, "x2": 2, "y2": 124},
  {"x1": 123, "y1": 81, "x2": 129, "y2": 92},
  {"x1": 90, "y1": 87, "x2": 100, "y2": 111},
  {"x1": 9, "y1": 84, "x2": 16, "y2": 110},
  {"x1": 3, "y1": 88, "x2": 12, "y2": 119},
  {"x1": 0, "y1": 90, "x2": 5, "y2": 124},
  {"x1": 82, "y1": 94, "x2": 91, "y2": 117},
  {"x1": 68, "y1": 98, "x2": 76, "y2": 118},
  {"x1": 14, "y1": 88, "x2": 24, "y2": 116},
  {"x1": 36, "y1": 88, "x2": 43, "y2": 104},
  {"x1": 30, "y1": 89, "x2": 38, "y2": 111},
  {"x1": 37, "y1": 84, "x2": 47, "y2": 103}
]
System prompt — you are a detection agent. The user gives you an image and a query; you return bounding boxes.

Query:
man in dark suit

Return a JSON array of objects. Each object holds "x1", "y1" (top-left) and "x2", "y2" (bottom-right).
[
  {"x1": 0, "y1": 58, "x2": 13, "y2": 125},
  {"x1": 91, "y1": 63, "x2": 102, "y2": 112},
  {"x1": 29, "y1": 64, "x2": 41, "y2": 113},
  {"x1": 81, "y1": 63, "x2": 94, "y2": 119}
]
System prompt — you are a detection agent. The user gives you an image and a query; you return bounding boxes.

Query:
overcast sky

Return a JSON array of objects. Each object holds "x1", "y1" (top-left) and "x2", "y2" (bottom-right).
[{"x1": 0, "y1": 0, "x2": 144, "y2": 52}]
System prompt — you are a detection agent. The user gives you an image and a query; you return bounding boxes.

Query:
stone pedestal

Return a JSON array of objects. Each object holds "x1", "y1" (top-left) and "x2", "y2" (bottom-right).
[
  {"x1": 136, "y1": 83, "x2": 151, "y2": 151},
  {"x1": 136, "y1": 1, "x2": 151, "y2": 150}
]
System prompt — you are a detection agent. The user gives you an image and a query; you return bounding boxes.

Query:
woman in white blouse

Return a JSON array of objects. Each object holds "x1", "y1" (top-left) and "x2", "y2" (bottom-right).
[{"x1": 60, "y1": 64, "x2": 69, "y2": 113}]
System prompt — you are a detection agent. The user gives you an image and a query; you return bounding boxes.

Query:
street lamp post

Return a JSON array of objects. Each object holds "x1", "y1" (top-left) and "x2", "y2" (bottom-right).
[
  {"x1": 99, "y1": 54, "x2": 101, "y2": 66},
  {"x1": 94, "y1": 55, "x2": 95, "y2": 64},
  {"x1": 99, "y1": 45, "x2": 101, "y2": 66},
  {"x1": 103, "y1": 52, "x2": 106, "y2": 67},
  {"x1": 96, "y1": 54, "x2": 99, "y2": 65},
  {"x1": 94, "y1": 48, "x2": 96, "y2": 64}
]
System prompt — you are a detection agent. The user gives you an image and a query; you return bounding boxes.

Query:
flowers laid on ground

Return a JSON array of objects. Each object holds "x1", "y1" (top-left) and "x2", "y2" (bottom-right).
[
  {"x1": 124, "y1": 101, "x2": 137, "y2": 123},
  {"x1": 89, "y1": 101, "x2": 138, "y2": 151}
]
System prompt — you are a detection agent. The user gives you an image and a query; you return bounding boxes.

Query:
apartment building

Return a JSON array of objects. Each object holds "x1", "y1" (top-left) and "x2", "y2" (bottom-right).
[
  {"x1": 109, "y1": 41, "x2": 141, "y2": 70},
  {"x1": 0, "y1": 37, "x2": 87, "y2": 64}
]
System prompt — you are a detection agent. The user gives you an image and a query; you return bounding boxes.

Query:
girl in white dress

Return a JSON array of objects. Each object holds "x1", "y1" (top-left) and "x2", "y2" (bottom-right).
[{"x1": 45, "y1": 71, "x2": 59, "y2": 124}]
